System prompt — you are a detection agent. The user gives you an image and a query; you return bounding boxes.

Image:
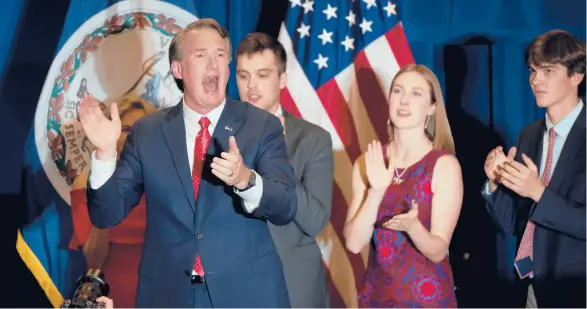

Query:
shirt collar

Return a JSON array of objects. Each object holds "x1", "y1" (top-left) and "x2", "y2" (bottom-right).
[
  {"x1": 545, "y1": 98, "x2": 584, "y2": 138},
  {"x1": 274, "y1": 105, "x2": 283, "y2": 117},
  {"x1": 183, "y1": 97, "x2": 226, "y2": 133}
]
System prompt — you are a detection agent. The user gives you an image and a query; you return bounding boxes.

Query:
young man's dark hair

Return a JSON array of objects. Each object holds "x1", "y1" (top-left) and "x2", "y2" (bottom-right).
[
  {"x1": 525, "y1": 29, "x2": 586, "y2": 77},
  {"x1": 236, "y1": 32, "x2": 287, "y2": 74}
]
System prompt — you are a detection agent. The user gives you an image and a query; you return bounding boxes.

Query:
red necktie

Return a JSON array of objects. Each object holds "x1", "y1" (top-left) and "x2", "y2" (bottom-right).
[
  {"x1": 514, "y1": 127, "x2": 556, "y2": 279},
  {"x1": 192, "y1": 116, "x2": 211, "y2": 276}
]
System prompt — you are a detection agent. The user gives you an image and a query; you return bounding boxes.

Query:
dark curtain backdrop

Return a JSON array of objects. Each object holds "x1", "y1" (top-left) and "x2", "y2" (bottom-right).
[{"x1": 0, "y1": 0, "x2": 584, "y2": 307}]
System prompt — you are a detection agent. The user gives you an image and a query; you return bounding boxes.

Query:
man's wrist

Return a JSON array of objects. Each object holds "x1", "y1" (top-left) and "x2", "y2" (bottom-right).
[
  {"x1": 234, "y1": 168, "x2": 252, "y2": 190},
  {"x1": 488, "y1": 179, "x2": 498, "y2": 193},
  {"x1": 530, "y1": 183, "x2": 546, "y2": 203},
  {"x1": 96, "y1": 146, "x2": 117, "y2": 161}
]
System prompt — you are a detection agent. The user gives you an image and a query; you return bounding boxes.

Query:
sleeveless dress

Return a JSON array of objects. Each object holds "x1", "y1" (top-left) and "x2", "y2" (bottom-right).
[{"x1": 358, "y1": 148, "x2": 458, "y2": 308}]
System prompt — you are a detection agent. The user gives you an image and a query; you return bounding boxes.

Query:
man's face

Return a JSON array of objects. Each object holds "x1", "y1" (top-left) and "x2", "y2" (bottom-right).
[
  {"x1": 236, "y1": 50, "x2": 286, "y2": 113},
  {"x1": 529, "y1": 63, "x2": 583, "y2": 108},
  {"x1": 171, "y1": 28, "x2": 230, "y2": 111}
]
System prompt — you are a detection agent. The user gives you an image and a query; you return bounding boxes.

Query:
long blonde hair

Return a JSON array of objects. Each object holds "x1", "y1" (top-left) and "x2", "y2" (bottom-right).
[
  {"x1": 388, "y1": 64, "x2": 456, "y2": 154},
  {"x1": 103, "y1": 94, "x2": 157, "y2": 120}
]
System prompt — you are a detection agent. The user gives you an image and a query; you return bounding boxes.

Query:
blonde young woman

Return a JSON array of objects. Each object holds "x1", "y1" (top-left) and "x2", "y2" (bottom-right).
[{"x1": 344, "y1": 64, "x2": 463, "y2": 307}]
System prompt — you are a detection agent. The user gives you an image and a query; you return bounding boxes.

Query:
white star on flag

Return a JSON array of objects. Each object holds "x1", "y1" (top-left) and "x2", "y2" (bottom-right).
[
  {"x1": 296, "y1": 23, "x2": 311, "y2": 38},
  {"x1": 313, "y1": 54, "x2": 328, "y2": 69},
  {"x1": 318, "y1": 29, "x2": 333, "y2": 45},
  {"x1": 363, "y1": 0, "x2": 377, "y2": 9},
  {"x1": 302, "y1": 0, "x2": 314, "y2": 14},
  {"x1": 341, "y1": 35, "x2": 355, "y2": 51},
  {"x1": 384, "y1": 1, "x2": 397, "y2": 17},
  {"x1": 345, "y1": 10, "x2": 356, "y2": 27},
  {"x1": 289, "y1": 0, "x2": 302, "y2": 8},
  {"x1": 359, "y1": 18, "x2": 373, "y2": 34},
  {"x1": 323, "y1": 4, "x2": 337, "y2": 20}
]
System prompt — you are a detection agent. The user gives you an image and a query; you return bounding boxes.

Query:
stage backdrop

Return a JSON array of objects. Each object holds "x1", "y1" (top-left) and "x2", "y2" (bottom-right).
[{"x1": 0, "y1": 0, "x2": 584, "y2": 308}]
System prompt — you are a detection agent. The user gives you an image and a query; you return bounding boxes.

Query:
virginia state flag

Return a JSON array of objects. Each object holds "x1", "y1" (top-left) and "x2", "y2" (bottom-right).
[{"x1": 18, "y1": 0, "x2": 260, "y2": 306}]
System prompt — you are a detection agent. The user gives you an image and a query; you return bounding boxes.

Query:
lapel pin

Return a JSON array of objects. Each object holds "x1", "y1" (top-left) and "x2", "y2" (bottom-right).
[{"x1": 225, "y1": 125, "x2": 233, "y2": 132}]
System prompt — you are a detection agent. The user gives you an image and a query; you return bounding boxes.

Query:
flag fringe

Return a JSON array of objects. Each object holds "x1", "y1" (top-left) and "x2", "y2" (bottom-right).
[{"x1": 16, "y1": 229, "x2": 64, "y2": 308}]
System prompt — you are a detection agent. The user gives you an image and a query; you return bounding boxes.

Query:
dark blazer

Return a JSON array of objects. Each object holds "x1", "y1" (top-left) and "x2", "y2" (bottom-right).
[
  {"x1": 484, "y1": 105, "x2": 586, "y2": 308},
  {"x1": 87, "y1": 98, "x2": 297, "y2": 308},
  {"x1": 267, "y1": 109, "x2": 333, "y2": 307}
]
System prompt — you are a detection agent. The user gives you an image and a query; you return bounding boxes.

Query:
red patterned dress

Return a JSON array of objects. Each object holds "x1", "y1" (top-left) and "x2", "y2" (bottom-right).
[{"x1": 358, "y1": 149, "x2": 457, "y2": 308}]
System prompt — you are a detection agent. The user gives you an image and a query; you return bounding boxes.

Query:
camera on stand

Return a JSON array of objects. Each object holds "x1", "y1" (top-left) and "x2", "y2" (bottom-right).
[{"x1": 60, "y1": 269, "x2": 110, "y2": 308}]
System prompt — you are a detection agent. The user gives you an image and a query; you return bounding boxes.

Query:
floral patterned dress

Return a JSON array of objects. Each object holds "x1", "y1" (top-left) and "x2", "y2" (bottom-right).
[{"x1": 358, "y1": 149, "x2": 458, "y2": 308}]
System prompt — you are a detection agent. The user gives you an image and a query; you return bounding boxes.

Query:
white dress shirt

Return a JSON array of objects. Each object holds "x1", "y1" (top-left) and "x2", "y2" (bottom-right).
[
  {"x1": 89, "y1": 98, "x2": 264, "y2": 213},
  {"x1": 537, "y1": 99, "x2": 583, "y2": 177},
  {"x1": 275, "y1": 105, "x2": 283, "y2": 117}
]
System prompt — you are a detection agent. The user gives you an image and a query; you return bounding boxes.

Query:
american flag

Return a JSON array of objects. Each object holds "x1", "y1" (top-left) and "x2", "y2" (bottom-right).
[{"x1": 278, "y1": 0, "x2": 415, "y2": 307}]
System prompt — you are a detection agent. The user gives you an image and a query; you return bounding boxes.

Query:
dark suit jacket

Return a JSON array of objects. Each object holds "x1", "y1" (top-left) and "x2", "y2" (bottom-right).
[
  {"x1": 87, "y1": 98, "x2": 297, "y2": 308},
  {"x1": 267, "y1": 109, "x2": 333, "y2": 307},
  {"x1": 484, "y1": 105, "x2": 586, "y2": 308}
]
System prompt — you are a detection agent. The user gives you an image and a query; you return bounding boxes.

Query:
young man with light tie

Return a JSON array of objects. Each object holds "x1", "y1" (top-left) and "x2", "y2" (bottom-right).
[{"x1": 482, "y1": 29, "x2": 585, "y2": 308}]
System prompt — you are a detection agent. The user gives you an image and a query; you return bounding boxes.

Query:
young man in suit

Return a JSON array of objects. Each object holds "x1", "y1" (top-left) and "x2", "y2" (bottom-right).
[
  {"x1": 482, "y1": 29, "x2": 585, "y2": 307},
  {"x1": 79, "y1": 19, "x2": 297, "y2": 308},
  {"x1": 235, "y1": 32, "x2": 334, "y2": 307}
]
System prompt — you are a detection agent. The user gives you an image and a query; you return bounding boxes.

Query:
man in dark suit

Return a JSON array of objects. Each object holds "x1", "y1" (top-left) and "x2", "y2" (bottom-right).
[
  {"x1": 482, "y1": 30, "x2": 585, "y2": 308},
  {"x1": 234, "y1": 33, "x2": 333, "y2": 307},
  {"x1": 79, "y1": 19, "x2": 296, "y2": 308}
]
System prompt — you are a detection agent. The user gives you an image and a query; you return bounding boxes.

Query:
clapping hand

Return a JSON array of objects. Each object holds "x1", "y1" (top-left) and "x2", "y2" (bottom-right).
[
  {"x1": 211, "y1": 136, "x2": 251, "y2": 190},
  {"x1": 484, "y1": 146, "x2": 516, "y2": 184},
  {"x1": 365, "y1": 141, "x2": 393, "y2": 191},
  {"x1": 499, "y1": 153, "x2": 545, "y2": 202},
  {"x1": 78, "y1": 94, "x2": 120, "y2": 159},
  {"x1": 383, "y1": 200, "x2": 420, "y2": 233}
]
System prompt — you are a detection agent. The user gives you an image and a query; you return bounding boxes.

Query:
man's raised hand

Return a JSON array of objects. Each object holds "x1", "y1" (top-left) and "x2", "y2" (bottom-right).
[{"x1": 78, "y1": 93, "x2": 121, "y2": 160}]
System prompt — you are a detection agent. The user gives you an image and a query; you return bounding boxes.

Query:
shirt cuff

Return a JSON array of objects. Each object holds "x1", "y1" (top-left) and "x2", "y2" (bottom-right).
[
  {"x1": 234, "y1": 170, "x2": 263, "y2": 213},
  {"x1": 89, "y1": 150, "x2": 117, "y2": 190},
  {"x1": 481, "y1": 180, "x2": 493, "y2": 203}
]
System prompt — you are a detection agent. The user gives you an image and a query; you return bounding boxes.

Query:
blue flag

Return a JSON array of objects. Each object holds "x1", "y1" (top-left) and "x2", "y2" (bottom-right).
[{"x1": 17, "y1": 0, "x2": 260, "y2": 306}]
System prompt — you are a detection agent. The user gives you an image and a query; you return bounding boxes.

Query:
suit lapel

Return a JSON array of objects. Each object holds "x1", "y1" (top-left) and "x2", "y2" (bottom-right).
[
  {"x1": 196, "y1": 98, "x2": 245, "y2": 230},
  {"x1": 161, "y1": 102, "x2": 196, "y2": 213},
  {"x1": 548, "y1": 105, "x2": 586, "y2": 189}
]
